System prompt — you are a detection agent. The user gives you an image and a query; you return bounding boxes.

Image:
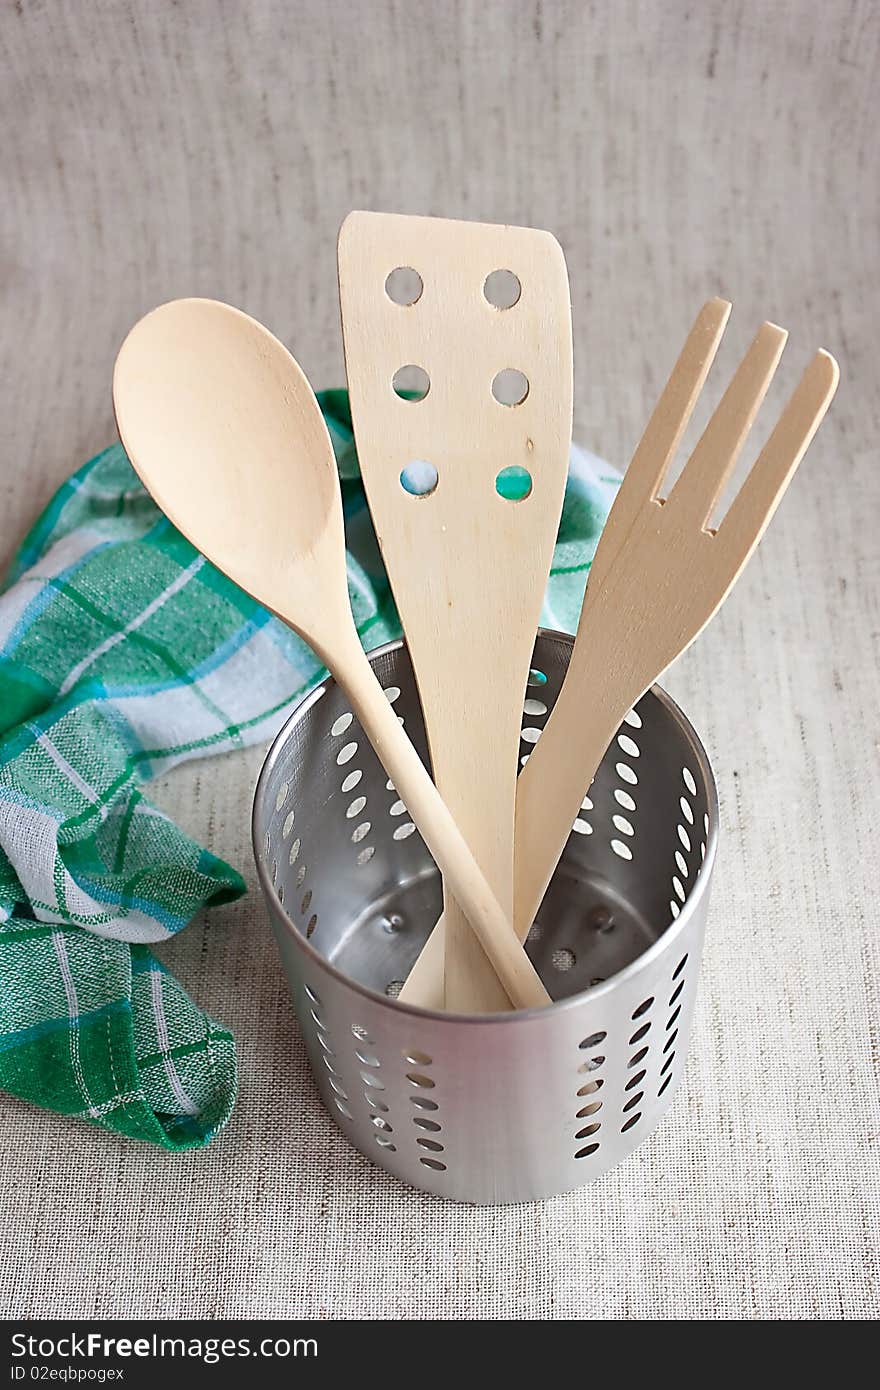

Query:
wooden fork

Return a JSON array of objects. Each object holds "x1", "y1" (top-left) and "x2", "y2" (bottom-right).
[{"x1": 400, "y1": 298, "x2": 839, "y2": 1008}]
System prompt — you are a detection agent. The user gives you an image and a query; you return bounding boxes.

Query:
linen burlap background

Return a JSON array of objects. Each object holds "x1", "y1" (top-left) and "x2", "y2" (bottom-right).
[{"x1": 1, "y1": 0, "x2": 877, "y2": 1319}]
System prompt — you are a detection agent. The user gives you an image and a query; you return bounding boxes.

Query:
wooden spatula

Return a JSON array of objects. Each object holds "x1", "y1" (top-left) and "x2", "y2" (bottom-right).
[
  {"x1": 400, "y1": 298, "x2": 839, "y2": 1008},
  {"x1": 338, "y1": 211, "x2": 573, "y2": 1011}
]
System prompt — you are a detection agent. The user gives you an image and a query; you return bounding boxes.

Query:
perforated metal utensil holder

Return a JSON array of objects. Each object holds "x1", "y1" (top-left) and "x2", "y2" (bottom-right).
[{"x1": 253, "y1": 631, "x2": 718, "y2": 1204}]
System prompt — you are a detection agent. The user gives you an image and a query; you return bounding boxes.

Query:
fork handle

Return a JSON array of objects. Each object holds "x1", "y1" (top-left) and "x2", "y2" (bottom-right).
[{"x1": 514, "y1": 678, "x2": 635, "y2": 936}]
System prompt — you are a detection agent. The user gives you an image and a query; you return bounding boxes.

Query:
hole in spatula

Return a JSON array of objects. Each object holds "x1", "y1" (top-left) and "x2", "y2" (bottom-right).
[
  {"x1": 399, "y1": 461, "x2": 438, "y2": 497},
  {"x1": 385, "y1": 266, "x2": 423, "y2": 305},
  {"x1": 495, "y1": 465, "x2": 533, "y2": 501},
  {"x1": 491, "y1": 368, "x2": 529, "y2": 406},
  {"x1": 483, "y1": 269, "x2": 521, "y2": 309},
  {"x1": 392, "y1": 364, "x2": 430, "y2": 400}
]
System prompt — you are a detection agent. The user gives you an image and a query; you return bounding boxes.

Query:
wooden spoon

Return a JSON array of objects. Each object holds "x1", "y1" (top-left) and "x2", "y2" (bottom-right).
[
  {"x1": 338, "y1": 211, "x2": 572, "y2": 1011},
  {"x1": 112, "y1": 297, "x2": 550, "y2": 1010},
  {"x1": 400, "y1": 298, "x2": 839, "y2": 1007}
]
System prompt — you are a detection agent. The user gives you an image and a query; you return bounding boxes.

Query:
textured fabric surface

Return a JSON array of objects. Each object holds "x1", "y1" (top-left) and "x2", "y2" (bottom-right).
[
  {"x1": 0, "y1": 401, "x2": 615, "y2": 1150},
  {"x1": 1, "y1": 0, "x2": 877, "y2": 1321},
  {"x1": 0, "y1": 399, "x2": 369, "y2": 1148}
]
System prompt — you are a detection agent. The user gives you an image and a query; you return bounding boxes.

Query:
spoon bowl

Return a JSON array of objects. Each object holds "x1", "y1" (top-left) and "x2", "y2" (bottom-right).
[{"x1": 113, "y1": 299, "x2": 352, "y2": 655}]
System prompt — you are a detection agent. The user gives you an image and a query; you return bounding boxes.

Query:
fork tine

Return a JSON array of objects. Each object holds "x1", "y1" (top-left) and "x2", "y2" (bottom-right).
[
  {"x1": 717, "y1": 349, "x2": 839, "y2": 568},
  {"x1": 669, "y1": 321, "x2": 788, "y2": 528},
  {"x1": 623, "y1": 297, "x2": 731, "y2": 508}
]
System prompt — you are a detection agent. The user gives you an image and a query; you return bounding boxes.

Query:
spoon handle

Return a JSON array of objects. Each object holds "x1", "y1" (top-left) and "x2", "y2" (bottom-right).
[{"x1": 333, "y1": 636, "x2": 551, "y2": 1011}]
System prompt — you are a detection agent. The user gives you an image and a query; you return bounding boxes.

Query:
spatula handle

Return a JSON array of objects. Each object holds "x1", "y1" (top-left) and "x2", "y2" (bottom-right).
[{"x1": 334, "y1": 634, "x2": 552, "y2": 1011}]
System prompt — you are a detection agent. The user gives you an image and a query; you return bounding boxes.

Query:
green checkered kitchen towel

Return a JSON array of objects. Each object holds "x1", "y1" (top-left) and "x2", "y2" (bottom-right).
[{"x1": 0, "y1": 389, "x2": 619, "y2": 1149}]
